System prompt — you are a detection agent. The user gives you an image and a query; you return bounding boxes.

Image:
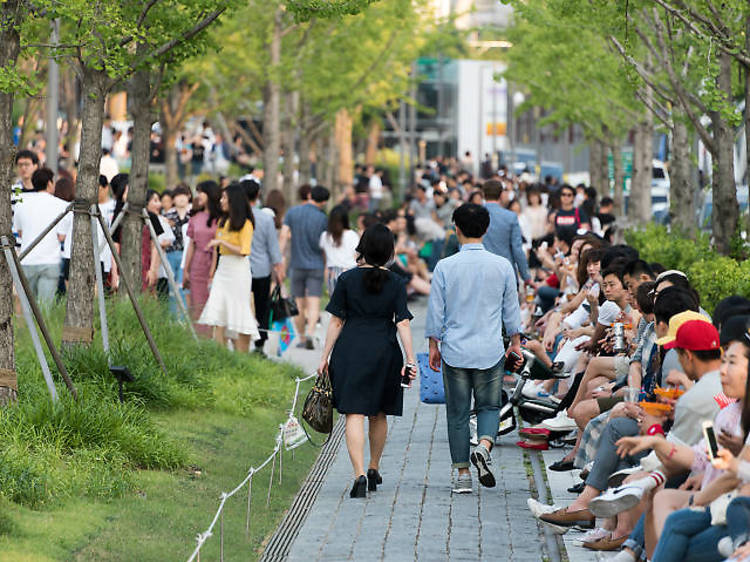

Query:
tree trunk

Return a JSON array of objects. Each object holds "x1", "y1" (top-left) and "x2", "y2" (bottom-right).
[
  {"x1": 281, "y1": 90, "x2": 297, "y2": 202},
  {"x1": 334, "y1": 108, "x2": 353, "y2": 201},
  {"x1": 121, "y1": 59, "x2": 152, "y2": 288},
  {"x1": 0, "y1": 0, "x2": 22, "y2": 403},
  {"x1": 611, "y1": 138, "x2": 625, "y2": 218},
  {"x1": 324, "y1": 128, "x2": 335, "y2": 193},
  {"x1": 365, "y1": 119, "x2": 380, "y2": 166},
  {"x1": 62, "y1": 66, "x2": 79, "y2": 171},
  {"x1": 161, "y1": 81, "x2": 199, "y2": 188},
  {"x1": 669, "y1": 112, "x2": 694, "y2": 236},
  {"x1": 745, "y1": 15, "x2": 750, "y2": 236},
  {"x1": 62, "y1": 68, "x2": 108, "y2": 348},
  {"x1": 588, "y1": 137, "x2": 604, "y2": 195},
  {"x1": 630, "y1": 108, "x2": 653, "y2": 225},
  {"x1": 711, "y1": 52, "x2": 739, "y2": 255},
  {"x1": 164, "y1": 126, "x2": 178, "y2": 188},
  {"x1": 298, "y1": 98, "x2": 312, "y2": 184},
  {"x1": 262, "y1": 8, "x2": 282, "y2": 194}
]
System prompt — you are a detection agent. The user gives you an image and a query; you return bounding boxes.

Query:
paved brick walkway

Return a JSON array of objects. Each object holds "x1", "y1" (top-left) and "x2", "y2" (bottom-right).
[{"x1": 277, "y1": 300, "x2": 551, "y2": 561}]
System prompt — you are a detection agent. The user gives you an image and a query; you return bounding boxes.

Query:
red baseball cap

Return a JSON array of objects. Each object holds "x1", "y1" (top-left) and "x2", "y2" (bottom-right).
[{"x1": 663, "y1": 319, "x2": 720, "y2": 351}]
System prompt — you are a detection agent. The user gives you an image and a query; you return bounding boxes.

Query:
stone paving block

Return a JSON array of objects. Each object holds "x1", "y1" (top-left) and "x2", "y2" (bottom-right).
[{"x1": 281, "y1": 303, "x2": 564, "y2": 562}]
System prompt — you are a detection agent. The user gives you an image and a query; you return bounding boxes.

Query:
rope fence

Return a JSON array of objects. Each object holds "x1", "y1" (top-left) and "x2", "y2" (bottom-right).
[{"x1": 185, "y1": 371, "x2": 318, "y2": 562}]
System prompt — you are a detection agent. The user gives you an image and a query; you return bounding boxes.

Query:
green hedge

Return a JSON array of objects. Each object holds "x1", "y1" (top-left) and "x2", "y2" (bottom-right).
[{"x1": 625, "y1": 224, "x2": 750, "y2": 314}]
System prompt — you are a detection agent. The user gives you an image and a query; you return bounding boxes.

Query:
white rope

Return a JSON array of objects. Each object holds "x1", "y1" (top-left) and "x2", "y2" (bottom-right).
[{"x1": 185, "y1": 370, "x2": 317, "y2": 562}]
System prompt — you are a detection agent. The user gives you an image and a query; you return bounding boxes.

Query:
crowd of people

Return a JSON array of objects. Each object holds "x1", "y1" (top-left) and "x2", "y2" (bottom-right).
[{"x1": 9, "y1": 140, "x2": 750, "y2": 561}]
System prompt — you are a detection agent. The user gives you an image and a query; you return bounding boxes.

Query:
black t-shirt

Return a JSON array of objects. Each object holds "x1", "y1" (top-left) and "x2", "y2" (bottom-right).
[
  {"x1": 597, "y1": 212, "x2": 616, "y2": 227},
  {"x1": 554, "y1": 207, "x2": 588, "y2": 237}
]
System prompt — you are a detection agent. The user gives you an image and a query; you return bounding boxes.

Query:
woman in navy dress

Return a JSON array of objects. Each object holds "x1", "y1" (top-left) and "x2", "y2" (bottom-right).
[{"x1": 317, "y1": 224, "x2": 417, "y2": 498}]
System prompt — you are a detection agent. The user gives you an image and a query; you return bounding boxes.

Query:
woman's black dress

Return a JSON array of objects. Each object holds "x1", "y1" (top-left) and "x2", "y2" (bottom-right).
[{"x1": 325, "y1": 268, "x2": 413, "y2": 416}]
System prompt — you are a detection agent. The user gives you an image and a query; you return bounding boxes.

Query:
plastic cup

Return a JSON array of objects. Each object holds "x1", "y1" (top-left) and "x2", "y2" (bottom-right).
[{"x1": 624, "y1": 387, "x2": 639, "y2": 402}]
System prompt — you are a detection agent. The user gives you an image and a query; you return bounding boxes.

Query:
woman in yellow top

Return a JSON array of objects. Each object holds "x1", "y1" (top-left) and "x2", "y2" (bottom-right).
[{"x1": 199, "y1": 183, "x2": 260, "y2": 351}]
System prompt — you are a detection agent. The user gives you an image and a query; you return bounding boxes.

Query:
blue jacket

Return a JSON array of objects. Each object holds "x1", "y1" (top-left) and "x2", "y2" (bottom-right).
[{"x1": 483, "y1": 202, "x2": 531, "y2": 282}]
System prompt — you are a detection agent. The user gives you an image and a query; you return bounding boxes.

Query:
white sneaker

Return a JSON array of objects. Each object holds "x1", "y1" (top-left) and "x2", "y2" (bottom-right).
[
  {"x1": 452, "y1": 473, "x2": 472, "y2": 494},
  {"x1": 526, "y1": 499, "x2": 568, "y2": 534},
  {"x1": 607, "y1": 466, "x2": 642, "y2": 488},
  {"x1": 589, "y1": 485, "x2": 644, "y2": 518},
  {"x1": 718, "y1": 536, "x2": 735, "y2": 557},
  {"x1": 540, "y1": 411, "x2": 577, "y2": 431},
  {"x1": 575, "y1": 527, "x2": 609, "y2": 545},
  {"x1": 609, "y1": 550, "x2": 636, "y2": 562}
]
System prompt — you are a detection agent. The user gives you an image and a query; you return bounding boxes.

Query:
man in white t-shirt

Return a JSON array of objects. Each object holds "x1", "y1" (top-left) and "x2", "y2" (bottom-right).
[
  {"x1": 368, "y1": 165, "x2": 383, "y2": 212},
  {"x1": 13, "y1": 167, "x2": 68, "y2": 303}
]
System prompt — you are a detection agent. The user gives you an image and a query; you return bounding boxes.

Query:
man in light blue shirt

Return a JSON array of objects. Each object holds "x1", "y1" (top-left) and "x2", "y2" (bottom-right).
[
  {"x1": 425, "y1": 203, "x2": 522, "y2": 494},
  {"x1": 481, "y1": 180, "x2": 532, "y2": 285}
]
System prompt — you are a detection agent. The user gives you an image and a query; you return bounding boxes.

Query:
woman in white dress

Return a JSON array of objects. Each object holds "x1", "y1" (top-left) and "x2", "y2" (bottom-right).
[{"x1": 199, "y1": 183, "x2": 259, "y2": 351}]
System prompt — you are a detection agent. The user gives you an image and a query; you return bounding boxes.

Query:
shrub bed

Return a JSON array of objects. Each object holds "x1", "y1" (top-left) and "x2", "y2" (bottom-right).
[
  {"x1": 5, "y1": 296, "x2": 304, "y2": 510},
  {"x1": 625, "y1": 224, "x2": 750, "y2": 313}
]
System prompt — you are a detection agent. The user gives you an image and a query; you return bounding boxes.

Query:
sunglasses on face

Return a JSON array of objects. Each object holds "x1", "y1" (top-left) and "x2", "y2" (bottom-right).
[{"x1": 561, "y1": 192, "x2": 574, "y2": 198}]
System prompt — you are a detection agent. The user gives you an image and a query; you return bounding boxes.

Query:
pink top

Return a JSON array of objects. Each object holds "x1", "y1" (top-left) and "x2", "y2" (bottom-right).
[
  {"x1": 692, "y1": 400, "x2": 742, "y2": 489},
  {"x1": 187, "y1": 211, "x2": 218, "y2": 256}
]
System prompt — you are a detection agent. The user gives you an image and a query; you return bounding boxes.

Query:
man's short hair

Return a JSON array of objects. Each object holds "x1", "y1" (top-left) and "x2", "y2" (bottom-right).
[
  {"x1": 555, "y1": 229, "x2": 575, "y2": 249},
  {"x1": 481, "y1": 180, "x2": 503, "y2": 201},
  {"x1": 713, "y1": 296, "x2": 750, "y2": 330},
  {"x1": 99, "y1": 175, "x2": 108, "y2": 188},
  {"x1": 297, "y1": 184, "x2": 312, "y2": 201},
  {"x1": 600, "y1": 196, "x2": 614, "y2": 207},
  {"x1": 240, "y1": 179, "x2": 261, "y2": 202},
  {"x1": 15, "y1": 149, "x2": 38, "y2": 165},
  {"x1": 311, "y1": 185, "x2": 330, "y2": 203},
  {"x1": 380, "y1": 209, "x2": 398, "y2": 225},
  {"x1": 636, "y1": 282, "x2": 656, "y2": 315},
  {"x1": 452, "y1": 203, "x2": 490, "y2": 238},
  {"x1": 623, "y1": 259, "x2": 655, "y2": 280},
  {"x1": 654, "y1": 286, "x2": 700, "y2": 325},
  {"x1": 601, "y1": 245, "x2": 639, "y2": 269},
  {"x1": 31, "y1": 167, "x2": 54, "y2": 191},
  {"x1": 602, "y1": 257, "x2": 628, "y2": 284}
]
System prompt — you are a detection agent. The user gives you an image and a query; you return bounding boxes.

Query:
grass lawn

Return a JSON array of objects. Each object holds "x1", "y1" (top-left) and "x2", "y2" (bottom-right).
[{"x1": 0, "y1": 298, "x2": 320, "y2": 561}]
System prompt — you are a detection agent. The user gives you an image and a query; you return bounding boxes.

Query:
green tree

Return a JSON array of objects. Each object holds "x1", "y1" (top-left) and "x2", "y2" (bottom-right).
[{"x1": 36, "y1": 0, "x2": 228, "y2": 348}]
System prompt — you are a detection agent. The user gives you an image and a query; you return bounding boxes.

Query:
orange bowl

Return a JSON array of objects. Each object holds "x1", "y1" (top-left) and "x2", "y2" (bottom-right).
[
  {"x1": 653, "y1": 387, "x2": 685, "y2": 400},
  {"x1": 639, "y1": 401, "x2": 673, "y2": 416}
]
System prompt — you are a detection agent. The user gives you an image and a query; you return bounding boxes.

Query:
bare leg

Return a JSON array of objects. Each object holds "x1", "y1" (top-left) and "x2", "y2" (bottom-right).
[
  {"x1": 651, "y1": 488, "x2": 691, "y2": 539},
  {"x1": 294, "y1": 297, "x2": 307, "y2": 337},
  {"x1": 235, "y1": 333, "x2": 250, "y2": 353},
  {"x1": 368, "y1": 412, "x2": 388, "y2": 470},
  {"x1": 408, "y1": 276, "x2": 431, "y2": 295},
  {"x1": 568, "y1": 356, "x2": 615, "y2": 414},
  {"x1": 306, "y1": 296, "x2": 321, "y2": 338},
  {"x1": 567, "y1": 484, "x2": 600, "y2": 511},
  {"x1": 345, "y1": 414, "x2": 366, "y2": 477},
  {"x1": 214, "y1": 326, "x2": 226, "y2": 347}
]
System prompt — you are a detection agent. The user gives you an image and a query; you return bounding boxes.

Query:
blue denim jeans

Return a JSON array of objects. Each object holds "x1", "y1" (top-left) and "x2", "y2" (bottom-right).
[
  {"x1": 22, "y1": 263, "x2": 61, "y2": 304},
  {"x1": 623, "y1": 514, "x2": 647, "y2": 561},
  {"x1": 166, "y1": 250, "x2": 184, "y2": 315},
  {"x1": 651, "y1": 507, "x2": 727, "y2": 562},
  {"x1": 727, "y1": 496, "x2": 750, "y2": 552},
  {"x1": 585, "y1": 416, "x2": 642, "y2": 491},
  {"x1": 442, "y1": 358, "x2": 504, "y2": 469}
]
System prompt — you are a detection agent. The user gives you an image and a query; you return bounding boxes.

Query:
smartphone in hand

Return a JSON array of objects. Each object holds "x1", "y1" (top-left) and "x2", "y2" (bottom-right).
[{"x1": 702, "y1": 421, "x2": 719, "y2": 460}]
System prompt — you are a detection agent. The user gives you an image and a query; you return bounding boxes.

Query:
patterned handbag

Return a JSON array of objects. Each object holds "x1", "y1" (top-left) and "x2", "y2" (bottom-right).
[
  {"x1": 417, "y1": 352, "x2": 445, "y2": 404},
  {"x1": 301, "y1": 370, "x2": 334, "y2": 434}
]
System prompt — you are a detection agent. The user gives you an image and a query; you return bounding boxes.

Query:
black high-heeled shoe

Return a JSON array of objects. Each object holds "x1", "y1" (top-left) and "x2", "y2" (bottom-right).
[
  {"x1": 367, "y1": 469, "x2": 382, "y2": 491},
  {"x1": 350, "y1": 475, "x2": 367, "y2": 498}
]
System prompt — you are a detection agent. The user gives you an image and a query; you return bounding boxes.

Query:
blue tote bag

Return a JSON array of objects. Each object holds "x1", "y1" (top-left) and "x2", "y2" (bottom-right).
[{"x1": 417, "y1": 352, "x2": 445, "y2": 404}]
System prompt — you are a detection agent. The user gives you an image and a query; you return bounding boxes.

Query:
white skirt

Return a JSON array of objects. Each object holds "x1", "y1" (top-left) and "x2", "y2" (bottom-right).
[{"x1": 198, "y1": 254, "x2": 260, "y2": 338}]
